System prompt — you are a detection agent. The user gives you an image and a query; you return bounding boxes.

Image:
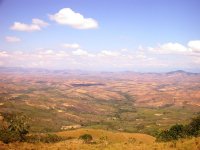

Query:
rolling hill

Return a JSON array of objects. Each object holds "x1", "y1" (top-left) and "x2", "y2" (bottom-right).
[{"x1": 0, "y1": 67, "x2": 200, "y2": 134}]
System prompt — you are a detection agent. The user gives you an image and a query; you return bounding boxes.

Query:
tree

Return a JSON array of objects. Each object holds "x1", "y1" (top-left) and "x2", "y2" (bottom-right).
[
  {"x1": 185, "y1": 114, "x2": 200, "y2": 136},
  {"x1": 156, "y1": 114, "x2": 200, "y2": 142},
  {"x1": 168, "y1": 124, "x2": 185, "y2": 139},
  {"x1": 0, "y1": 112, "x2": 30, "y2": 143}
]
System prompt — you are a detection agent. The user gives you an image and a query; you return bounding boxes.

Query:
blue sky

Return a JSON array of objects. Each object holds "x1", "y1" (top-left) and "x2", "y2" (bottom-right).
[{"x1": 0, "y1": 0, "x2": 200, "y2": 72}]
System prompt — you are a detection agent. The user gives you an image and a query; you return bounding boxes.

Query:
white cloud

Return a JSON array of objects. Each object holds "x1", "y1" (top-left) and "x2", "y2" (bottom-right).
[
  {"x1": 188, "y1": 40, "x2": 200, "y2": 53},
  {"x1": 135, "y1": 53, "x2": 147, "y2": 59},
  {"x1": 10, "y1": 18, "x2": 49, "y2": 32},
  {"x1": 49, "y1": 8, "x2": 98, "y2": 29},
  {"x1": 0, "y1": 49, "x2": 162, "y2": 70},
  {"x1": 38, "y1": 49, "x2": 54, "y2": 55},
  {"x1": 1, "y1": 40, "x2": 200, "y2": 71},
  {"x1": 148, "y1": 40, "x2": 200, "y2": 55},
  {"x1": 72, "y1": 49, "x2": 90, "y2": 56},
  {"x1": 62, "y1": 43, "x2": 80, "y2": 49},
  {"x1": 36, "y1": 49, "x2": 69, "y2": 60},
  {"x1": 0, "y1": 51, "x2": 9, "y2": 57},
  {"x1": 5, "y1": 36, "x2": 21, "y2": 42},
  {"x1": 148, "y1": 42, "x2": 190, "y2": 54},
  {"x1": 32, "y1": 18, "x2": 49, "y2": 27},
  {"x1": 99, "y1": 50, "x2": 120, "y2": 57},
  {"x1": 55, "y1": 51, "x2": 69, "y2": 57},
  {"x1": 121, "y1": 48, "x2": 128, "y2": 52},
  {"x1": 10, "y1": 22, "x2": 40, "y2": 32},
  {"x1": 161, "y1": 43, "x2": 187, "y2": 52}
]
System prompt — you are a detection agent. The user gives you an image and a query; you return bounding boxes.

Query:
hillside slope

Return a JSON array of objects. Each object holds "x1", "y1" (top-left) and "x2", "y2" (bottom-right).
[
  {"x1": 0, "y1": 128, "x2": 199, "y2": 150},
  {"x1": 0, "y1": 68, "x2": 200, "y2": 133}
]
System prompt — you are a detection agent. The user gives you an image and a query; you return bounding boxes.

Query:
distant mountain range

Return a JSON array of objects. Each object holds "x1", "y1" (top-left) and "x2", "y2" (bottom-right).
[
  {"x1": 166, "y1": 70, "x2": 200, "y2": 75},
  {"x1": 0, "y1": 67, "x2": 199, "y2": 75}
]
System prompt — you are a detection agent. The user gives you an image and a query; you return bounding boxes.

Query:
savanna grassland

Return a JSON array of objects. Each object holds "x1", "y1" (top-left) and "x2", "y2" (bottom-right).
[
  {"x1": 0, "y1": 129, "x2": 199, "y2": 150},
  {"x1": 0, "y1": 67, "x2": 200, "y2": 149}
]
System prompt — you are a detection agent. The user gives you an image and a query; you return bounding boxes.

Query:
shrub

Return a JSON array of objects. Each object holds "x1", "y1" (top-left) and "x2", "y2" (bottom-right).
[
  {"x1": 156, "y1": 124, "x2": 185, "y2": 141},
  {"x1": 42, "y1": 134, "x2": 63, "y2": 143},
  {"x1": 185, "y1": 115, "x2": 200, "y2": 137},
  {"x1": 79, "y1": 134, "x2": 93, "y2": 143},
  {"x1": 26, "y1": 133, "x2": 65, "y2": 143},
  {"x1": 0, "y1": 112, "x2": 30, "y2": 143},
  {"x1": 169, "y1": 124, "x2": 185, "y2": 139},
  {"x1": 156, "y1": 114, "x2": 200, "y2": 142},
  {"x1": 0, "y1": 129, "x2": 20, "y2": 144}
]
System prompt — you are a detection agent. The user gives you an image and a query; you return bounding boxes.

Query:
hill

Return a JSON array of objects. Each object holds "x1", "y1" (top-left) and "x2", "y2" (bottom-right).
[
  {"x1": 0, "y1": 67, "x2": 200, "y2": 134},
  {"x1": 0, "y1": 128, "x2": 199, "y2": 150}
]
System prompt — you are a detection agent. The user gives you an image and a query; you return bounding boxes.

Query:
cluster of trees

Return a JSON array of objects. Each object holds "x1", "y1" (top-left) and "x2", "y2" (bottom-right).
[
  {"x1": 0, "y1": 112, "x2": 67, "y2": 144},
  {"x1": 0, "y1": 112, "x2": 93, "y2": 144},
  {"x1": 0, "y1": 113, "x2": 30, "y2": 143},
  {"x1": 157, "y1": 114, "x2": 200, "y2": 141}
]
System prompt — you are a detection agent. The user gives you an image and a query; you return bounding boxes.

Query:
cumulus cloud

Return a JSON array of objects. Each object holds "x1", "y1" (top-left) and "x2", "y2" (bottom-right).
[
  {"x1": 99, "y1": 50, "x2": 120, "y2": 57},
  {"x1": 72, "y1": 49, "x2": 91, "y2": 56},
  {"x1": 0, "y1": 48, "x2": 168, "y2": 71},
  {"x1": 36, "y1": 49, "x2": 68, "y2": 59},
  {"x1": 38, "y1": 49, "x2": 54, "y2": 55},
  {"x1": 1, "y1": 40, "x2": 200, "y2": 71},
  {"x1": 148, "y1": 42, "x2": 192, "y2": 55},
  {"x1": 148, "y1": 40, "x2": 200, "y2": 55},
  {"x1": 161, "y1": 43, "x2": 187, "y2": 52},
  {"x1": 62, "y1": 43, "x2": 80, "y2": 49},
  {"x1": 32, "y1": 18, "x2": 49, "y2": 27},
  {"x1": 49, "y1": 8, "x2": 98, "y2": 29},
  {"x1": 5, "y1": 36, "x2": 21, "y2": 42},
  {"x1": 10, "y1": 18, "x2": 49, "y2": 32},
  {"x1": 149, "y1": 42, "x2": 189, "y2": 54},
  {"x1": 10, "y1": 22, "x2": 40, "y2": 32},
  {"x1": 188, "y1": 40, "x2": 200, "y2": 53}
]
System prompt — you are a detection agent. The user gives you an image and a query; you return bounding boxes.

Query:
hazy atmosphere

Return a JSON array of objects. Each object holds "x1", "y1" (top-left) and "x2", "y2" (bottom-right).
[
  {"x1": 0, "y1": 0, "x2": 200, "y2": 72},
  {"x1": 0, "y1": 1, "x2": 200, "y2": 149}
]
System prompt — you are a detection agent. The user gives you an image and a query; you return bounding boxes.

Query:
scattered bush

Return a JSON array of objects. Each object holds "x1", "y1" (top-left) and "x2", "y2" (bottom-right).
[
  {"x1": 42, "y1": 134, "x2": 63, "y2": 143},
  {"x1": 26, "y1": 134, "x2": 64, "y2": 143},
  {"x1": 79, "y1": 134, "x2": 93, "y2": 143}
]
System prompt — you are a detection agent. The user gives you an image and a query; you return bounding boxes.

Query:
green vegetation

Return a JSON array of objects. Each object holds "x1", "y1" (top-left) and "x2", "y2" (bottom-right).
[
  {"x1": 26, "y1": 133, "x2": 67, "y2": 143},
  {"x1": 0, "y1": 113, "x2": 30, "y2": 143},
  {"x1": 87, "y1": 105, "x2": 199, "y2": 136},
  {"x1": 79, "y1": 134, "x2": 93, "y2": 143},
  {"x1": 157, "y1": 114, "x2": 200, "y2": 141},
  {"x1": 0, "y1": 112, "x2": 67, "y2": 144},
  {"x1": 185, "y1": 113, "x2": 200, "y2": 136},
  {"x1": 1, "y1": 98, "x2": 199, "y2": 136},
  {"x1": 1, "y1": 72, "x2": 200, "y2": 136}
]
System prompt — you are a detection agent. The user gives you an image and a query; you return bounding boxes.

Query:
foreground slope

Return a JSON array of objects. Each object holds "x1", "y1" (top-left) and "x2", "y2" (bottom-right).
[{"x1": 0, "y1": 129, "x2": 199, "y2": 150}]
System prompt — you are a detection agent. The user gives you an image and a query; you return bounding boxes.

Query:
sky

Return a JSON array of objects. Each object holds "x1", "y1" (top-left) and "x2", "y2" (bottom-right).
[{"x1": 0, "y1": 0, "x2": 200, "y2": 72}]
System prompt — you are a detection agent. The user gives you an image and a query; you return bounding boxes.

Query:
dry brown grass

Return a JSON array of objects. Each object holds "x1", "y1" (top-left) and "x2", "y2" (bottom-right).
[
  {"x1": 57, "y1": 128, "x2": 155, "y2": 143},
  {"x1": 0, "y1": 129, "x2": 199, "y2": 150}
]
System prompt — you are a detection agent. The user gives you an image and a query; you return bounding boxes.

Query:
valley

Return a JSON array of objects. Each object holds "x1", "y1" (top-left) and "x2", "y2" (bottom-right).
[{"x1": 0, "y1": 68, "x2": 199, "y2": 135}]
